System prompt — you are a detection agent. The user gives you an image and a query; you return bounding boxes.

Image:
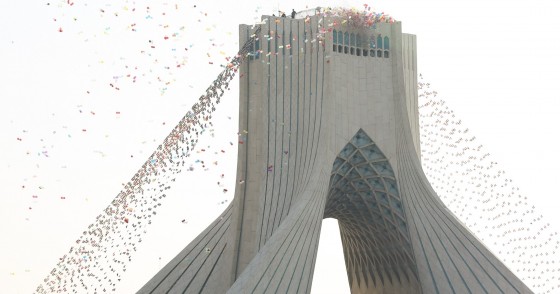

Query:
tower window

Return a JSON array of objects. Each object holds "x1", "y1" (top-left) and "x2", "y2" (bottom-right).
[
  {"x1": 350, "y1": 33, "x2": 356, "y2": 47},
  {"x1": 377, "y1": 35, "x2": 383, "y2": 50},
  {"x1": 384, "y1": 36, "x2": 390, "y2": 50},
  {"x1": 377, "y1": 50, "x2": 382, "y2": 57},
  {"x1": 282, "y1": 31, "x2": 285, "y2": 55},
  {"x1": 350, "y1": 47, "x2": 355, "y2": 55},
  {"x1": 289, "y1": 32, "x2": 293, "y2": 55},
  {"x1": 363, "y1": 49, "x2": 368, "y2": 57},
  {"x1": 303, "y1": 31, "x2": 306, "y2": 53},
  {"x1": 370, "y1": 49, "x2": 375, "y2": 57},
  {"x1": 344, "y1": 46, "x2": 348, "y2": 54},
  {"x1": 344, "y1": 32, "x2": 349, "y2": 46},
  {"x1": 338, "y1": 31, "x2": 343, "y2": 46},
  {"x1": 268, "y1": 30, "x2": 271, "y2": 54},
  {"x1": 356, "y1": 34, "x2": 362, "y2": 47},
  {"x1": 255, "y1": 38, "x2": 260, "y2": 59},
  {"x1": 333, "y1": 30, "x2": 337, "y2": 44},
  {"x1": 249, "y1": 41, "x2": 254, "y2": 60},
  {"x1": 370, "y1": 37, "x2": 376, "y2": 49},
  {"x1": 384, "y1": 51, "x2": 389, "y2": 58}
]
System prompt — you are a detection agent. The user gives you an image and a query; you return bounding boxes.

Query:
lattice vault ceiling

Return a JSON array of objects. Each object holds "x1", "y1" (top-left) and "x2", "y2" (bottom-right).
[{"x1": 324, "y1": 129, "x2": 418, "y2": 288}]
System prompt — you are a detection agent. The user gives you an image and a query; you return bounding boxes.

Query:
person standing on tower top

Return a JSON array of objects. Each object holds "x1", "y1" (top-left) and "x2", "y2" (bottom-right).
[{"x1": 291, "y1": 9, "x2": 296, "y2": 19}]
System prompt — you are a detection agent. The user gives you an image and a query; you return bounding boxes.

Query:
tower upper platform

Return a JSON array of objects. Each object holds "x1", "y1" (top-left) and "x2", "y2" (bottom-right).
[{"x1": 240, "y1": 10, "x2": 421, "y2": 159}]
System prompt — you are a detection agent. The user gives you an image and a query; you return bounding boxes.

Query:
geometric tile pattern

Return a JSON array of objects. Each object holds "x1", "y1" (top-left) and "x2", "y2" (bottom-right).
[{"x1": 324, "y1": 129, "x2": 419, "y2": 288}]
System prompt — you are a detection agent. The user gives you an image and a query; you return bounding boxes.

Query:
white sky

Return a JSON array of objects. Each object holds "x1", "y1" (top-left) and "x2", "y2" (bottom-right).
[{"x1": 1, "y1": 0, "x2": 559, "y2": 293}]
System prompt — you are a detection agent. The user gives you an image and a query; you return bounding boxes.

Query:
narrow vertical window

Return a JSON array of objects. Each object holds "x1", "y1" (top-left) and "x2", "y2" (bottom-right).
[
  {"x1": 350, "y1": 33, "x2": 356, "y2": 54},
  {"x1": 304, "y1": 31, "x2": 307, "y2": 53},
  {"x1": 255, "y1": 38, "x2": 260, "y2": 59},
  {"x1": 377, "y1": 35, "x2": 383, "y2": 50},
  {"x1": 268, "y1": 30, "x2": 271, "y2": 54},
  {"x1": 350, "y1": 33, "x2": 356, "y2": 55},
  {"x1": 370, "y1": 36, "x2": 376, "y2": 49},
  {"x1": 250, "y1": 40, "x2": 254, "y2": 60},
  {"x1": 338, "y1": 31, "x2": 343, "y2": 45},
  {"x1": 332, "y1": 30, "x2": 337, "y2": 52},
  {"x1": 356, "y1": 35, "x2": 362, "y2": 48},
  {"x1": 384, "y1": 36, "x2": 390, "y2": 50},
  {"x1": 344, "y1": 32, "x2": 349, "y2": 54},
  {"x1": 282, "y1": 31, "x2": 285, "y2": 55},
  {"x1": 289, "y1": 31, "x2": 293, "y2": 55}
]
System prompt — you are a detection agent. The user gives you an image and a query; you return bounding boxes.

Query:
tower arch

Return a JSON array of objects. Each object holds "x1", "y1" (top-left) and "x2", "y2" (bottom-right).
[{"x1": 325, "y1": 129, "x2": 421, "y2": 293}]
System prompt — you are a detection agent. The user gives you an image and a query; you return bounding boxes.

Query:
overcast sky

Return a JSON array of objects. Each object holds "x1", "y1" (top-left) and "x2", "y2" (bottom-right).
[{"x1": 1, "y1": 0, "x2": 559, "y2": 293}]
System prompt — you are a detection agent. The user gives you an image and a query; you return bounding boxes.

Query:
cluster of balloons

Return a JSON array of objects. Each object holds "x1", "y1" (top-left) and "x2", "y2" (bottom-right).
[
  {"x1": 418, "y1": 76, "x2": 559, "y2": 293},
  {"x1": 35, "y1": 27, "x2": 260, "y2": 294}
]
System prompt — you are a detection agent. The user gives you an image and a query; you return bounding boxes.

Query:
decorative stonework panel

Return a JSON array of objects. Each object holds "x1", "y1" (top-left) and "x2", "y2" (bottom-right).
[{"x1": 325, "y1": 129, "x2": 418, "y2": 288}]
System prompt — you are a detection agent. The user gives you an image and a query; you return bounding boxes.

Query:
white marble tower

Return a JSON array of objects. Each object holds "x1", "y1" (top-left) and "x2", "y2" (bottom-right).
[{"x1": 139, "y1": 13, "x2": 532, "y2": 294}]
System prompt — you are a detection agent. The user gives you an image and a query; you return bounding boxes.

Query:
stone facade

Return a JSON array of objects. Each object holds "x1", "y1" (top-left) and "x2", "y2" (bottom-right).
[{"x1": 138, "y1": 14, "x2": 532, "y2": 294}]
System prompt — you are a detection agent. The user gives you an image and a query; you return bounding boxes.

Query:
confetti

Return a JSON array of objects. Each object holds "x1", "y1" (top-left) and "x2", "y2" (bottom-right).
[{"x1": 35, "y1": 23, "x2": 260, "y2": 294}]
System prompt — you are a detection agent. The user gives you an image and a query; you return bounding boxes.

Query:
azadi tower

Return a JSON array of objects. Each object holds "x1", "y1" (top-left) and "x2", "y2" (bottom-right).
[{"x1": 139, "y1": 12, "x2": 532, "y2": 294}]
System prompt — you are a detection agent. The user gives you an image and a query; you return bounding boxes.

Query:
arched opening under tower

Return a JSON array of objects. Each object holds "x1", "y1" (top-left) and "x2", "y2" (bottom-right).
[
  {"x1": 323, "y1": 129, "x2": 421, "y2": 293},
  {"x1": 311, "y1": 218, "x2": 350, "y2": 294}
]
